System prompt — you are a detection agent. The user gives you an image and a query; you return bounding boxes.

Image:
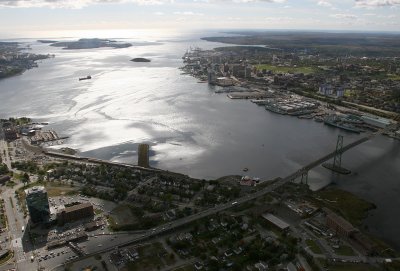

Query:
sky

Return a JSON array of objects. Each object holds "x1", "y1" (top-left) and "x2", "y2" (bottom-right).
[{"x1": 0, "y1": 0, "x2": 399, "y2": 37}]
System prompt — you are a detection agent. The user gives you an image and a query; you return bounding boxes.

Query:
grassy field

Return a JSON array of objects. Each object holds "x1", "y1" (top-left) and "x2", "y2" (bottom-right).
[
  {"x1": 315, "y1": 187, "x2": 375, "y2": 226},
  {"x1": 109, "y1": 204, "x2": 138, "y2": 226},
  {"x1": 123, "y1": 243, "x2": 167, "y2": 271},
  {"x1": 306, "y1": 239, "x2": 323, "y2": 254},
  {"x1": 388, "y1": 74, "x2": 400, "y2": 80},
  {"x1": 46, "y1": 186, "x2": 78, "y2": 197},
  {"x1": 327, "y1": 263, "x2": 381, "y2": 271},
  {"x1": 256, "y1": 64, "x2": 317, "y2": 74},
  {"x1": 384, "y1": 260, "x2": 400, "y2": 271},
  {"x1": 334, "y1": 245, "x2": 356, "y2": 256},
  {"x1": 173, "y1": 266, "x2": 195, "y2": 271}
]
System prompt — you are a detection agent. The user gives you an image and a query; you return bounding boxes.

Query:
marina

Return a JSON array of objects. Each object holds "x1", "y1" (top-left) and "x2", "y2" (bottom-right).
[{"x1": 263, "y1": 97, "x2": 319, "y2": 116}]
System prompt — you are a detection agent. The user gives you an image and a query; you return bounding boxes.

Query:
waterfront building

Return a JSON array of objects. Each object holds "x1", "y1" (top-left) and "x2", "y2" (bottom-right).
[
  {"x1": 207, "y1": 68, "x2": 216, "y2": 84},
  {"x1": 361, "y1": 115, "x2": 393, "y2": 128},
  {"x1": 138, "y1": 143, "x2": 150, "y2": 168},
  {"x1": 25, "y1": 186, "x2": 50, "y2": 223},
  {"x1": 324, "y1": 208, "x2": 356, "y2": 237},
  {"x1": 215, "y1": 77, "x2": 234, "y2": 87}
]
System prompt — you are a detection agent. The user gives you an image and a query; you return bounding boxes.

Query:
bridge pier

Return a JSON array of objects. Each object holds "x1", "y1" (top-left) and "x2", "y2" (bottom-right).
[{"x1": 300, "y1": 171, "x2": 308, "y2": 185}]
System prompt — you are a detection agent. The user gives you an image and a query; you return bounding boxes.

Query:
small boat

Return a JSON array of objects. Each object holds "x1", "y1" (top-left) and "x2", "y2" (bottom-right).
[
  {"x1": 243, "y1": 168, "x2": 249, "y2": 172},
  {"x1": 79, "y1": 75, "x2": 91, "y2": 81}
]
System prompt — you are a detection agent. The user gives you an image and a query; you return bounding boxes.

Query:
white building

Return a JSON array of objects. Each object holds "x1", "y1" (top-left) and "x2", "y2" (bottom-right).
[{"x1": 361, "y1": 115, "x2": 393, "y2": 129}]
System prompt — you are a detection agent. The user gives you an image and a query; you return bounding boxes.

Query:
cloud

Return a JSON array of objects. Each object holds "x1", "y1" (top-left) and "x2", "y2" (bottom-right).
[
  {"x1": 0, "y1": 0, "x2": 170, "y2": 8},
  {"x1": 331, "y1": 13, "x2": 358, "y2": 19},
  {"x1": 0, "y1": 0, "x2": 288, "y2": 8},
  {"x1": 317, "y1": 0, "x2": 332, "y2": 7},
  {"x1": 173, "y1": 11, "x2": 204, "y2": 15},
  {"x1": 240, "y1": 0, "x2": 286, "y2": 2},
  {"x1": 355, "y1": 0, "x2": 400, "y2": 7}
]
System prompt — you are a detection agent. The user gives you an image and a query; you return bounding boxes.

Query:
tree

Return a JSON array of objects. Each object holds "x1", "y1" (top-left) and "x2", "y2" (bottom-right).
[
  {"x1": 22, "y1": 173, "x2": 30, "y2": 186},
  {"x1": 392, "y1": 88, "x2": 400, "y2": 102},
  {"x1": 0, "y1": 163, "x2": 8, "y2": 175}
]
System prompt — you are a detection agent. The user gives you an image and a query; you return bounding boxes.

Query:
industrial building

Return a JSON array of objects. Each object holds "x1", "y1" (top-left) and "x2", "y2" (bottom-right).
[
  {"x1": 324, "y1": 208, "x2": 356, "y2": 237},
  {"x1": 261, "y1": 213, "x2": 290, "y2": 232},
  {"x1": 25, "y1": 186, "x2": 50, "y2": 223},
  {"x1": 56, "y1": 202, "x2": 94, "y2": 225}
]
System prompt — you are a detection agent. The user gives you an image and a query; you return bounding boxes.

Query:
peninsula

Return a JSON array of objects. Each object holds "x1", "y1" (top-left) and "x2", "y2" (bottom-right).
[{"x1": 0, "y1": 41, "x2": 52, "y2": 79}]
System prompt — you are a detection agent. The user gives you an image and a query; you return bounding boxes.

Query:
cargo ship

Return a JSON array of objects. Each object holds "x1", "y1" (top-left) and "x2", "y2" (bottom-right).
[
  {"x1": 324, "y1": 115, "x2": 362, "y2": 133},
  {"x1": 79, "y1": 75, "x2": 91, "y2": 81}
]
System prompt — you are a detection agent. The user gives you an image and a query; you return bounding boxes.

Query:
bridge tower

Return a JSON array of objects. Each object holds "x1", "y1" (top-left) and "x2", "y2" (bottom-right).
[
  {"x1": 333, "y1": 135, "x2": 344, "y2": 169},
  {"x1": 322, "y1": 134, "x2": 351, "y2": 174}
]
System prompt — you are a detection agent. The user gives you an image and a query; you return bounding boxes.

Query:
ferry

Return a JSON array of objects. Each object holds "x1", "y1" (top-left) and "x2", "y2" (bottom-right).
[{"x1": 79, "y1": 75, "x2": 91, "y2": 81}]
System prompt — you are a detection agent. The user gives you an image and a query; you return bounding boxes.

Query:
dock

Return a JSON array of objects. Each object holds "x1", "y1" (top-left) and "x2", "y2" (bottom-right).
[{"x1": 227, "y1": 92, "x2": 272, "y2": 100}]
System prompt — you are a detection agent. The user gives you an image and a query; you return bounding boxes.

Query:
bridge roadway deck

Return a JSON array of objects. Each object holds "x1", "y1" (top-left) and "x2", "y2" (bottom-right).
[
  {"x1": 302, "y1": 135, "x2": 372, "y2": 172},
  {"x1": 66, "y1": 134, "x2": 378, "y2": 265}
]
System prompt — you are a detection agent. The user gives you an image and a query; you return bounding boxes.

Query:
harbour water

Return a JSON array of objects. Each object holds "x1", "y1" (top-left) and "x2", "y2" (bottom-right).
[{"x1": 0, "y1": 30, "x2": 399, "y2": 249}]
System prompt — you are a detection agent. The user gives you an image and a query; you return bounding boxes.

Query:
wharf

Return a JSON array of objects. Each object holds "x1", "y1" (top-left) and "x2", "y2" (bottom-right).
[
  {"x1": 30, "y1": 130, "x2": 68, "y2": 145},
  {"x1": 227, "y1": 92, "x2": 271, "y2": 99}
]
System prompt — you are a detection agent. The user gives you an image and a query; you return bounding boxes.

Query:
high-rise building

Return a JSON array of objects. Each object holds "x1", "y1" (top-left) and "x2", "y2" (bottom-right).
[{"x1": 25, "y1": 186, "x2": 50, "y2": 223}]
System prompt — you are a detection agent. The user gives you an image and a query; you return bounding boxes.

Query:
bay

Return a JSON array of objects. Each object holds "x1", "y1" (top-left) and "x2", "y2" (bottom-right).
[{"x1": 0, "y1": 30, "x2": 399, "y2": 249}]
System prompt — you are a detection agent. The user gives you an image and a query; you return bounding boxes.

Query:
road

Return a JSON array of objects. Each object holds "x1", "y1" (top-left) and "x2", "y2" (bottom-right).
[{"x1": 0, "y1": 183, "x2": 39, "y2": 271}]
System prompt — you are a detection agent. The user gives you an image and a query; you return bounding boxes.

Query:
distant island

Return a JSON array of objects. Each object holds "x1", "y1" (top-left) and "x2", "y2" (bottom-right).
[
  {"x1": 47, "y1": 38, "x2": 132, "y2": 50},
  {"x1": 130, "y1": 58, "x2": 151, "y2": 62},
  {"x1": 37, "y1": 40, "x2": 58, "y2": 44}
]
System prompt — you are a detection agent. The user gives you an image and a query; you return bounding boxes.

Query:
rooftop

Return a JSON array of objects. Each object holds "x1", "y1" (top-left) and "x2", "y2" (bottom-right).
[
  {"x1": 324, "y1": 208, "x2": 356, "y2": 233},
  {"x1": 25, "y1": 186, "x2": 46, "y2": 196},
  {"x1": 59, "y1": 202, "x2": 93, "y2": 214},
  {"x1": 261, "y1": 213, "x2": 290, "y2": 230}
]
